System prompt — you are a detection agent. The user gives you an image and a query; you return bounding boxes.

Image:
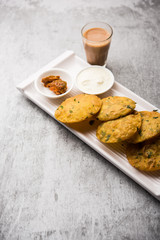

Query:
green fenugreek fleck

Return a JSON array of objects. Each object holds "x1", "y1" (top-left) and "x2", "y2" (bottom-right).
[
  {"x1": 105, "y1": 134, "x2": 111, "y2": 142},
  {"x1": 126, "y1": 105, "x2": 133, "y2": 109},
  {"x1": 147, "y1": 152, "x2": 153, "y2": 158},
  {"x1": 101, "y1": 131, "x2": 106, "y2": 138}
]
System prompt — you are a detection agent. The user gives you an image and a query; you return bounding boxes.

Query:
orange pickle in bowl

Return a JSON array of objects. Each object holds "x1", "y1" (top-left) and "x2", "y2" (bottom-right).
[{"x1": 41, "y1": 75, "x2": 67, "y2": 95}]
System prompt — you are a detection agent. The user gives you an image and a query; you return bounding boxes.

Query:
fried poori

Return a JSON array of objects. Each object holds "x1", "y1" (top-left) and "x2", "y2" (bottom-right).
[
  {"x1": 96, "y1": 112, "x2": 142, "y2": 143},
  {"x1": 54, "y1": 94, "x2": 102, "y2": 123},
  {"x1": 97, "y1": 96, "x2": 136, "y2": 121},
  {"x1": 126, "y1": 137, "x2": 160, "y2": 171},
  {"x1": 129, "y1": 111, "x2": 160, "y2": 143}
]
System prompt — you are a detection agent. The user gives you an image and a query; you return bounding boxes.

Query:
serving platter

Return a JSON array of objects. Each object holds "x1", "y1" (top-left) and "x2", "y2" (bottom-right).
[{"x1": 16, "y1": 50, "x2": 160, "y2": 201}]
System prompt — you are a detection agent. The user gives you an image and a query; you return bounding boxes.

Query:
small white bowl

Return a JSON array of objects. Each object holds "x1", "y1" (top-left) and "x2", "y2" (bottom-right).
[
  {"x1": 34, "y1": 68, "x2": 73, "y2": 98},
  {"x1": 76, "y1": 66, "x2": 114, "y2": 95}
]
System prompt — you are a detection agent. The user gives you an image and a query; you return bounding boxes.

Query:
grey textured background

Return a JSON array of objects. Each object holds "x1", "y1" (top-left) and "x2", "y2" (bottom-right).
[{"x1": 0, "y1": 0, "x2": 160, "y2": 239}]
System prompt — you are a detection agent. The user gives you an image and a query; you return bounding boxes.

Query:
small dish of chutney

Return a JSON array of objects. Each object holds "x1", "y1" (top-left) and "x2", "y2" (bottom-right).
[{"x1": 34, "y1": 68, "x2": 73, "y2": 99}]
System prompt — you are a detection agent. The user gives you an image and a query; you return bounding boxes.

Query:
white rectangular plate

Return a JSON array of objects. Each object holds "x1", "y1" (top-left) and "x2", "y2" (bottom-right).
[{"x1": 17, "y1": 50, "x2": 160, "y2": 201}]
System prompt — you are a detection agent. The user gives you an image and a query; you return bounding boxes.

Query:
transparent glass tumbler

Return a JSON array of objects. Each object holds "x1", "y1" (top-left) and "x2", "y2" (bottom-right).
[{"x1": 81, "y1": 22, "x2": 113, "y2": 66}]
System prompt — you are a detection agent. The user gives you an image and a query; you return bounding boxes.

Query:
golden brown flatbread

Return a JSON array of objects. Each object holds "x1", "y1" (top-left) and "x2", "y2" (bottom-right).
[
  {"x1": 129, "y1": 111, "x2": 160, "y2": 143},
  {"x1": 96, "y1": 112, "x2": 142, "y2": 143},
  {"x1": 126, "y1": 137, "x2": 160, "y2": 171},
  {"x1": 54, "y1": 94, "x2": 102, "y2": 123},
  {"x1": 97, "y1": 96, "x2": 136, "y2": 121}
]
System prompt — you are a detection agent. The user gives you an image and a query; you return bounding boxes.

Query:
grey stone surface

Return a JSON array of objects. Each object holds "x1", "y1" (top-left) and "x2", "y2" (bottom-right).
[{"x1": 0, "y1": 0, "x2": 160, "y2": 239}]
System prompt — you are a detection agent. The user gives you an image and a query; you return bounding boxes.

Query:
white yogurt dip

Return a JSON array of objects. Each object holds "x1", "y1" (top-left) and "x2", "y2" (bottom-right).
[{"x1": 76, "y1": 66, "x2": 114, "y2": 95}]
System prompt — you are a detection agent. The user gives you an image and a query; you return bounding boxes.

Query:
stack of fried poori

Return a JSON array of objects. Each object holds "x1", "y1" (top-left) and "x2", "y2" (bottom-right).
[
  {"x1": 126, "y1": 111, "x2": 160, "y2": 171},
  {"x1": 55, "y1": 94, "x2": 160, "y2": 172}
]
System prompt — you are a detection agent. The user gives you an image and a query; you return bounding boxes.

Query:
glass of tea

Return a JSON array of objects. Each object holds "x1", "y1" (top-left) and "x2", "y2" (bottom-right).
[{"x1": 81, "y1": 22, "x2": 113, "y2": 66}]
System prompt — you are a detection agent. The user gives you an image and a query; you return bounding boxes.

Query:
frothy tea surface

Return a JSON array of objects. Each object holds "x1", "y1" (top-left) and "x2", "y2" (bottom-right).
[{"x1": 83, "y1": 27, "x2": 111, "y2": 42}]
